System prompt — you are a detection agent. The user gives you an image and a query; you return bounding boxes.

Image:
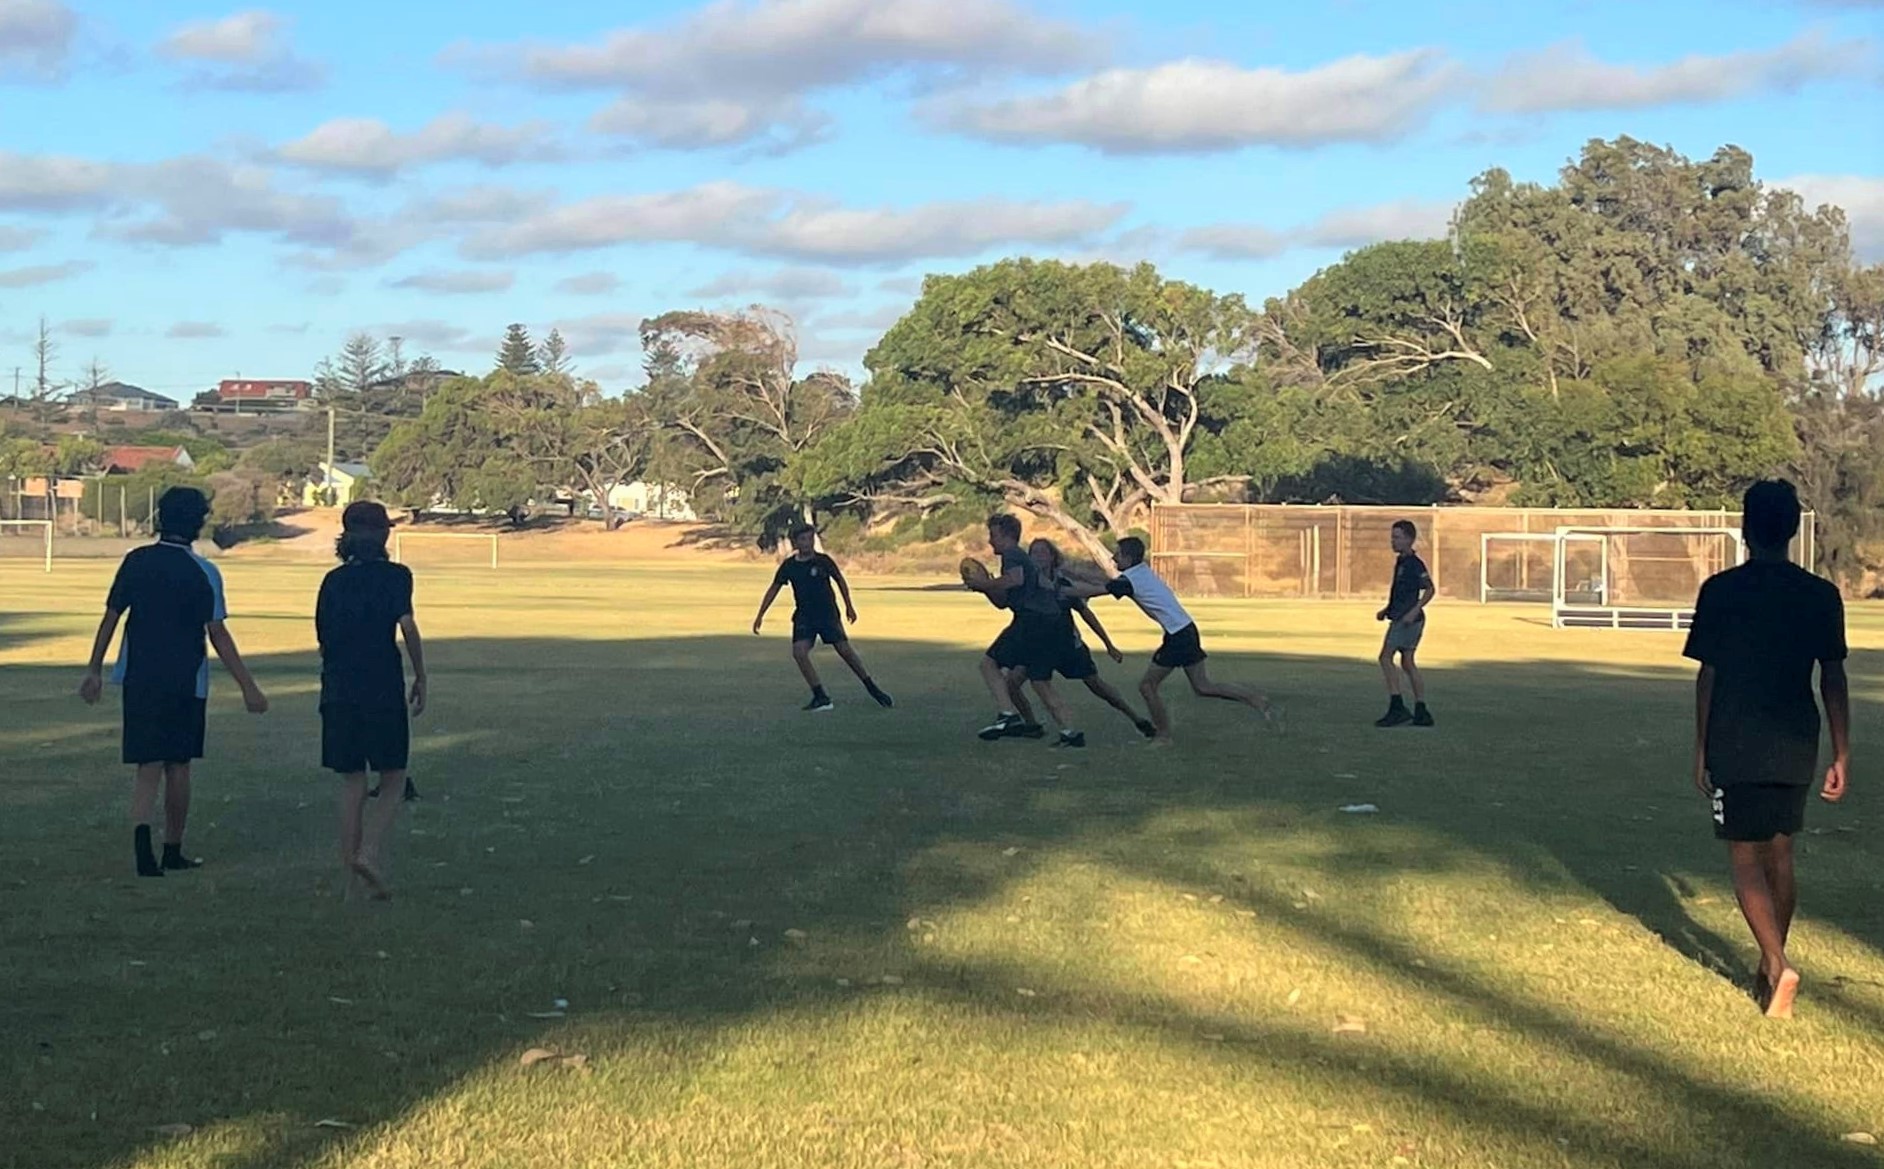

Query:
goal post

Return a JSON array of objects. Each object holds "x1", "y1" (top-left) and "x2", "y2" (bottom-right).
[
  {"x1": 0, "y1": 519, "x2": 52, "y2": 573},
  {"x1": 1551, "y1": 526, "x2": 1744, "y2": 630},
  {"x1": 392, "y1": 531, "x2": 499, "y2": 568}
]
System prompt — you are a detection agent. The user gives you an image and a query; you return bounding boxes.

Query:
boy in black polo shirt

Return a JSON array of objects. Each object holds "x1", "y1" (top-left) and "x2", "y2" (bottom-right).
[
  {"x1": 1375, "y1": 520, "x2": 1436, "y2": 727},
  {"x1": 753, "y1": 523, "x2": 893, "y2": 712},
  {"x1": 1683, "y1": 479, "x2": 1850, "y2": 1019},
  {"x1": 78, "y1": 487, "x2": 269, "y2": 877},
  {"x1": 318, "y1": 502, "x2": 428, "y2": 899}
]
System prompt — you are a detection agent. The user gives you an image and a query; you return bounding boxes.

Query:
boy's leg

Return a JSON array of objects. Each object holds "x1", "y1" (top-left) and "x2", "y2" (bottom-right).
[
  {"x1": 1728, "y1": 839, "x2": 1798, "y2": 1017},
  {"x1": 131, "y1": 763, "x2": 164, "y2": 876},
  {"x1": 1139, "y1": 665, "x2": 1175, "y2": 740},
  {"x1": 160, "y1": 763, "x2": 201, "y2": 869}
]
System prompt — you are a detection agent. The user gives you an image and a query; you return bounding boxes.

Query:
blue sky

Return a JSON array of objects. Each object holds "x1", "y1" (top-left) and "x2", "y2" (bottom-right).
[{"x1": 1, "y1": 0, "x2": 1879, "y2": 396}]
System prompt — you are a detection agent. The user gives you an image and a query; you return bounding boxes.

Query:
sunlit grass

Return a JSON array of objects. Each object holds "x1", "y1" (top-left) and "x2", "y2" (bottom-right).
[{"x1": 4, "y1": 557, "x2": 1882, "y2": 1169}]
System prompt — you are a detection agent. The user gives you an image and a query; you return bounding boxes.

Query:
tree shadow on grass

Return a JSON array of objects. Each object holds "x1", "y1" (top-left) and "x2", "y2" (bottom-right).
[{"x1": 3, "y1": 632, "x2": 1880, "y2": 1169}]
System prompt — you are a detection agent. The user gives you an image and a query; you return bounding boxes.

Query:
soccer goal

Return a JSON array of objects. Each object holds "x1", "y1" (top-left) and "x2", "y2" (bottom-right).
[
  {"x1": 393, "y1": 531, "x2": 499, "y2": 568},
  {"x1": 1551, "y1": 526, "x2": 1745, "y2": 630},
  {"x1": 0, "y1": 519, "x2": 52, "y2": 572},
  {"x1": 1480, "y1": 532, "x2": 1606, "y2": 604}
]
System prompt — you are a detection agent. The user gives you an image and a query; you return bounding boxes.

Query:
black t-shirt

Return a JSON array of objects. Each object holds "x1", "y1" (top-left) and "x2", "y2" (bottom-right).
[
  {"x1": 1682, "y1": 560, "x2": 1847, "y2": 787},
  {"x1": 1001, "y1": 547, "x2": 1059, "y2": 617},
  {"x1": 317, "y1": 559, "x2": 414, "y2": 707},
  {"x1": 1387, "y1": 553, "x2": 1433, "y2": 620},
  {"x1": 106, "y1": 540, "x2": 220, "y2": 696},
  {"x1": 774, "y1": 553, "x2": 841, "y2": 620}
]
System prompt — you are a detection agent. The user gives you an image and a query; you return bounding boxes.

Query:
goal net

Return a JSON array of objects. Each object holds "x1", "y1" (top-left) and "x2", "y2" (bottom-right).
[
  {"x1": 393, "y1": 531, "x2": 499, "y2": 568},
  {"x1": 1552, "y1": 526, "x2": 1745, "y2": 630},
  {"x1": 0, "y1": 519, "x2": 52, "y2": 572}
]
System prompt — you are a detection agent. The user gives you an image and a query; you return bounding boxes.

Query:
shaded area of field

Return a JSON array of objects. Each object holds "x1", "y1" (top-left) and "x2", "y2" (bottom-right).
[{"x1": 3, "y1": 562, "x2": 1882, "y2": 1169}]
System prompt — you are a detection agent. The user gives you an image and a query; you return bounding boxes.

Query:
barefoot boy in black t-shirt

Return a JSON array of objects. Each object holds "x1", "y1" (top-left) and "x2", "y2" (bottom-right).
[{"x1": 1683, "y1": 480, "x2": 1851, "y2": 1018}]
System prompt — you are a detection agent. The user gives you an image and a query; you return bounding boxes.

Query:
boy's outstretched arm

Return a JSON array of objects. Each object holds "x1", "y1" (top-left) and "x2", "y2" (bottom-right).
[
  {"x1": 400, "y1": 613, "x2": 428, "y2": 716},
  {"x1": 207, "y1": 621, "x2": 269, "y2": 713},
  {"x1": 1075, "y1": 601, "x2": 1124, "y2": 662},
  {"x1": 753, "y1": 581, "x2": 784, "y2": 634},
  {"x1": 830, "y1": 562, "x2": 859, "y2": 623},
  {"x1": 1821, "y1": 659, "x2": 1851, "y2": 802},
  {"x1": 79, "y1": 607, "x2": 123, "y2": 704}
]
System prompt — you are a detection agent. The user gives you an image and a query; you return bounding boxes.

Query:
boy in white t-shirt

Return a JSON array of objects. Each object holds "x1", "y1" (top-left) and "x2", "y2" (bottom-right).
[{"x1": 1061, "y1": 537, "x2": 1276, "y2": 743}]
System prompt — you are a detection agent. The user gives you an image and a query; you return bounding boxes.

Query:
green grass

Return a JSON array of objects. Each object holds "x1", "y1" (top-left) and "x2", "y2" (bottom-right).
[{"x1": 4, "y1": 556, "x2": 1883, "y2": 1169}]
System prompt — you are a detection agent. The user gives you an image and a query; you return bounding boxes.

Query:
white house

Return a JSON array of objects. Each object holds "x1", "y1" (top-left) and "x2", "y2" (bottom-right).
[
  {"x1": 304, "y1": 461, "x2": 372, "y2": 507},
  {"x1": 603, "y1": 481, "x2": 696, "y2": 521}
]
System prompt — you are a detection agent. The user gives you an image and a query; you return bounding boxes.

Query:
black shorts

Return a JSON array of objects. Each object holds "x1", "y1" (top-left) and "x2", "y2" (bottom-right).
[
  {"x1": 1711, "y1": 783, "x2": 1809, "y2": 843},
  {"x1": 791, "y1": 613, "x2": 847, "y2": 647},
  {"x1": 322, "y1": 702, "x2": 411, "y2": 774},
  {"x1": 122, "y1": 688, "x2": 207, "y2": 765},
  {"x1": 988, "y1": 615, "x2": 1061, "y2": 681},
  {"x1": 1151, "y1": 623, "x2": 1208, "y2": 669}
]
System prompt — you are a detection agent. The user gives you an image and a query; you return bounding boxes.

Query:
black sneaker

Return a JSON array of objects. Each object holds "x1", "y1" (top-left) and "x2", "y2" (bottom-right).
[
  {"x1": 869, "y1": 686, "x2": 895, "y2": 709},
  {"x1": 1375, "y1": 706, "x2": 1412, "y2": 728},
  {"x1": 1411, "y1": 706, "x2": 1435, "y2": 728},
  {"x1": 804, "y1": 695, "x2": 836, "y2": 713},
  {"x1": 1055, "y1": 731, "x2": 1087, "y2": 749},
  {"x1": 1135, "y1": 719, "x2": 1158, "y2": 739},
  {"x1": 979, "y1": 713, "x2": 1023, "y2": 740}
]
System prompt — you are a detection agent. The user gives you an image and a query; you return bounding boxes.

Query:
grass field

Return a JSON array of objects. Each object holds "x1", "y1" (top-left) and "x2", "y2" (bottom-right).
[{"x1": 4, "y1": 554, "x2": 1883, "y2": 1169}]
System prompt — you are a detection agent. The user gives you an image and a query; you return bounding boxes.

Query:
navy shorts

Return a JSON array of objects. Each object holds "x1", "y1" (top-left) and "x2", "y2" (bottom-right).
[
  {"x1": 322, "y1": 702, "x2": 411, "y2": 775},
  {"x1": 122, "y1": 688, "x2": 207, "y2": 765}
]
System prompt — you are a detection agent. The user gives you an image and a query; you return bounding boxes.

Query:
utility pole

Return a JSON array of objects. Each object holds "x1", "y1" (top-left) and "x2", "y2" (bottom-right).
[{"x1": 326, "y1": 404, "x2": 337, "y2": 507}]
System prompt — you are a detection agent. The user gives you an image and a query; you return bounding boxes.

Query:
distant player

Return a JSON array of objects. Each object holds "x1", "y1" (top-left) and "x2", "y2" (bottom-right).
[
  {"x1": 965, "y1": 514, "x2": 1072, "y2": 744},
  {"x1": 79, "y1": 487, "x2": 269, "y2": 877},
  {"x1": 1374, "y1": 520, "x2": 1436, "y2": 727},
  {"x1": 318, "y1": 502, "x2": 428, "y2": 900},
  {"x1": 1009, "y1": 538, "x2": 1157, "y2": 743},
  {"x1": 1061, "y1": 536, "x2": 1275, "y2": 744},
  {"x1": 1684, "y1": 480, "x2": 1850, "y2": 1019},
  {"x1": 752, "y1": 523, "x2": 893, "y2": 712}
]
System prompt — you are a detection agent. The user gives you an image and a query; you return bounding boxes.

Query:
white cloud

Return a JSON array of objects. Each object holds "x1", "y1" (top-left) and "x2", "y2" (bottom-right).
[
  {"x1": 0, "y1": 225, "x2": 44, "y2": 251},
  {"x1": 276, "y1": 114, "x2": 563, "y2": 178},
  {"x1": 0, "y1": 259, "x2": 90, "y2": 287},
  {"x1": 1781, "y1": 173, "x2": 1884, "y2": 258},
  {"x1": 1178, "y1": 198, "x2": 1457, "y2": 259},
  {"x1": 1484, "y1": 31, "x2": 1873, "y2": 113},
  {"x1": 453, "y1": 0, "x2": 1099, "y2": 154},
  {"x1": 688, "y1": 266, "x2": 854, "y2": 299},
  {"x1": 462, "y1": 183, "x2": 1128, "y2": 265},
  {"x1": 59, "y1": 318, "x2": 112, "y2": 337},
  {"x1": 167, "y1": 321, "x2": 226, "y2": 339},
  {"x1": 0, "y1": 0, "x2": 77, "y2": 82},
  {"x1": 0, "y1": 151, "x2": 115, "y2": 211},
  {"x1": 548, "y1": 312, "x2": 645, "y2": 356},
  {"x1": 157, "y1": 10, "x2": 325, "y2": 92},
  {"x1": 933, "y1": 51, "x2": 1460, "y2": 153},
  {"x1": 554, "y1": 271, "x2": 621, "y2": 296},
  {"x1": 388, "y1": 268, "x2": 517, "y2": 294}
]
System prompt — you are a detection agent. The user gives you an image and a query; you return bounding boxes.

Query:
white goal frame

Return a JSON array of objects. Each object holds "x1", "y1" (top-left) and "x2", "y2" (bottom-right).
[
  {"x1": 0, "y1": 519, "x2": 52, "y2": 573},
  {"x1": 1551, "y1": 526, "x2": 1744, "y2": 631},
  {"x1": 1479, "y1": 531, "x2": 1605, "y2": 604},
  {"x1": 393, "y1": 531, "x2": 499, "y2": 568}
]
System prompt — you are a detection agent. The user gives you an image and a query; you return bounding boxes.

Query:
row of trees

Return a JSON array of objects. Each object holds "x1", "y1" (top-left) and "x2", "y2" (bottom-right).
[{"x1": 359, "y1": 138, "x2": 1880, "y2": 587}]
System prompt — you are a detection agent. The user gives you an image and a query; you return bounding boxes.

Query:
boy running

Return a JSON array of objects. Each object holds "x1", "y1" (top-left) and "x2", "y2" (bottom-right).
[
  {"x1": 318, "y1": 502, "x2": 428, "y2": 899},
  {"x1": 79, "y1": 487, "x2": 268, "y2": 877},
  {"x1": 1375, "y1": 520, "x2": 1436, "y2": 727},
  {"x1": 1684, "y1": 480, "x2": 1850, "y2": 1019},
  {"x1": 752, "y1": 523, "x2": 893, "y2": 712},
  {"x1": 966, "y1": 514, "x2": 1069, "y2": 744},
  {"x1": 1061, "y1": 536, "x2": 1275, "y2": 744},
  {"x1": 1007, "y1": 538, "x2": 1157, "y2": 744}
]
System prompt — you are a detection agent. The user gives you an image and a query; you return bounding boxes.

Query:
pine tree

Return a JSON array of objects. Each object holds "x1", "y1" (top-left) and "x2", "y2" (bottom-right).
[
  {"x1": 537, "y1": 328, "x2": 572, "y2": 375},
  {"x1": 497, "y1": 324, "x2": 540, "y2": 375}
]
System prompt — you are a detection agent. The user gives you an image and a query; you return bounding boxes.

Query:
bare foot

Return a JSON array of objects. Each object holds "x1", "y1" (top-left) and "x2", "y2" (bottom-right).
[
  {"x1": 350, "y1": 855, "x2": 392, "y2": 901},
  {"x1": 1763, "y1": 966, "x2": 1800, "y2": 1019}
]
